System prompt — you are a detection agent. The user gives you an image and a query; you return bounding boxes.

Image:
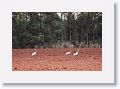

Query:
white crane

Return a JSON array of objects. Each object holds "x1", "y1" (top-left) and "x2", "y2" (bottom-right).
[
  {"x1": 65, "y1": 50, "x2": 71, "y2": 55},
  {"x1": 73, "y1": 51, "x2": 79, "y2": 56},
  {"x1": 32, "y1": 51, "x2": 37, "y2": 56},
  {"x1": 73, "y1": 49, "x2": 79, "y2": 56},
  {"x1": 32, "y1": 48, "x2": 37, "y2": 56}
]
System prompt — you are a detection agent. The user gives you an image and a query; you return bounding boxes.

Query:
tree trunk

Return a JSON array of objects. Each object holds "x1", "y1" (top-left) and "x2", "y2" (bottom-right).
[
  {"x1": 61, "y1": 13, "x2": 63, "y2": 42},
  {"x1": 93, "y1": 34, "x2": 94, "y2": 44},
  {"x1": 87, "y1": 13, "x2": 89, "y2": 47},
  {"x1": 87, "y1": 31, "x2": 89, "y2": 47}
]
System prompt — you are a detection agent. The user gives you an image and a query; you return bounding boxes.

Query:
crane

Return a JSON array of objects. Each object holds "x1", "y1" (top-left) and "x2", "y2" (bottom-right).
[
  {"x1": 73, "y1": 49, "x2": 79, "y2": 56},
  {"x1": 32, "y1": 51, "x2": 37, "y2": 56},
  {"x1": 32, "y1": 48, "x2": 37, "y2": 56},
  {"x1": 65, "y1": 50, "x2": 71, "y2": 55}
]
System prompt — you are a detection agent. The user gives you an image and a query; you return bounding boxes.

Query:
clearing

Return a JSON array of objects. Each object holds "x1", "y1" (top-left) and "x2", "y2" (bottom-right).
[{"x1": 12, "y1": 48, "x2": 102, "y2": 71}]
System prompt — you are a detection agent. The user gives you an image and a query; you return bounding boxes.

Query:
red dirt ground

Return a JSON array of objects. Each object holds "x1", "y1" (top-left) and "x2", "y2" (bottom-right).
[{"x1": 12, "y1": 48, "x2": 102, "y2": 71}]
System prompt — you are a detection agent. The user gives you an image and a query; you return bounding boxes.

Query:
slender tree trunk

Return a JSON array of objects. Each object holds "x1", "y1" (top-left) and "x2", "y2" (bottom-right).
[
  {"x1": 70, "y1": 26, "x2": 71, "y2": 43},
  {"x1": 43, "y1": 34, "x2": 44, "y2": 48},
  {"x1": 80, "y1": 21, "x2": 83, "y2": 43},
  {"x1": 92, "y1": 12, "x2": 95, "y2": 45},
  {"x1": 93, "y1": 34, "x2": 94, "y2": 44},
  {"x1": 87, "y1": 31, "x2": 89, "y2": 47},
  {"x1": 25, "y1": 12, "x2": 27, "y2": 31},
  {"x1": 61, "y1": 13, "x2": 63, "y2": 42},
  {"x1": 87, "y1": 13, "x2": 89, "y2": 47}
]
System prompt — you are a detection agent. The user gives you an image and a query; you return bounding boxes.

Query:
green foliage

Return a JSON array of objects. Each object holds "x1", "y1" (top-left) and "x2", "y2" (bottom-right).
[{"x1": 12, "y1": 12, "x2": 102, "y2": 48}]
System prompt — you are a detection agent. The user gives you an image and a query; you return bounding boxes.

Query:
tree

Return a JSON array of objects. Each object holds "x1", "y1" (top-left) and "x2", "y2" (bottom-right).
[{"x1": 12, "y1": 12, "x2": 102, "y2": 49}]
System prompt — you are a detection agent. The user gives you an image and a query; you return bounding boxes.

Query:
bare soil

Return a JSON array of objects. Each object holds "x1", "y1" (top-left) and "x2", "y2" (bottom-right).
[{"x1": 12, "y1": 48, "x2": 102, "y2": 71}]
